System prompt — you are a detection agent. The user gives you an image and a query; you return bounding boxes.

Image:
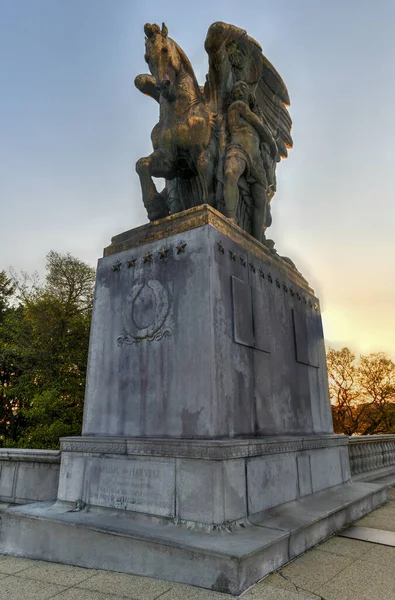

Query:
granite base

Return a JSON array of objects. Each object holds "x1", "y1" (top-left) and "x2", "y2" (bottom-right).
[{"x1": 57, "y1": 434, "x2": 351, "y2": 526}]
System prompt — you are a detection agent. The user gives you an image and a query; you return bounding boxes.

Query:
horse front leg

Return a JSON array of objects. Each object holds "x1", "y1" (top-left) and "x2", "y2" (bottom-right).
[{"x1": 136, "y1": 153, "x2": 169, "y2": 221}]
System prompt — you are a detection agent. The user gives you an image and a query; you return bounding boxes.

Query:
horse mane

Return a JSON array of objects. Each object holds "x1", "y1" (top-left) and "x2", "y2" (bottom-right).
[
  {"x1": 172, "y1": 39, "x2": 203, "y2": 100},
  {"x1": 145, "y1": 27, "x2": 204, "y2": 102}
]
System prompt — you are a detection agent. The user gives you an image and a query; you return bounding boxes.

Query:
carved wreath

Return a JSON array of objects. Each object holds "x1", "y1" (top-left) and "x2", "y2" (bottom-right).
[{"x1": 117, "y1": 279, "x2": 171, "y2": 345}]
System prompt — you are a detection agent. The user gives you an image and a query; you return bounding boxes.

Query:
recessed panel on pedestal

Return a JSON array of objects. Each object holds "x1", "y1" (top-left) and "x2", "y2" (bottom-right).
[
  {"x1": 231, "y1": 276, "x2": 254, "y2": 348},
  {"x1": 231, "y1": 276, "x2": 272, "y2": 353},
  {"x1": 251, "y1": 284, "x2": 273, "y2": 354},
  {"x1": 292, "y1": 308, "x2": 319, "y2": 368}
]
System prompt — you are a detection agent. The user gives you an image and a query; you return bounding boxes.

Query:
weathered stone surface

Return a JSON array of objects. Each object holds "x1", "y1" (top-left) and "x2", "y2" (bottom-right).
[
  {"x1": 176, "y1": 458, "x2": 246, "y2": 524},
  {"x1": 247, "y1": 453, "x2": 299, "y2": 513},
  {"x1": 292, "y1": 308, "x2": 319, "y2": 368},
  {"x1": 310, "y1": 447, "x2": 343, "y2": 493},
  {"x1": 57, "y1": 453, "x2": 85, "y2": 504},
  {"x1": 55, "y1": 435, "x2": 351, "y2": 524},
  {"x1": 105, "y1": 206, "x2": 311, "y2": 292},
  {"x1": 58, "y1": 452, "x2": 176, "y2": 517},
  {"x1": 83, "y1": 220, "x2": 331, "y2": 440},
  {"x1": 0, "y1": 450, "x2": 60, "y2": 505},
  {"x1": 297, "y1": 454, "x2": 313, "y2": 497},
  {"x1": 86, "y1": 456, "x2": 176, "y2": 518},
  {"x1": 61, "y1": 433, "x2": 348, "y2": 459},
  {"x1": 0, "y1": 481, "x2": 386, "y2": 595}
]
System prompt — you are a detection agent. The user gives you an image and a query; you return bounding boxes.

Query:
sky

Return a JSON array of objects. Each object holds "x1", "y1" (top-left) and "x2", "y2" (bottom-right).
[{"x1": 1, "y1": 0, "x2": 394, "y2": 358}]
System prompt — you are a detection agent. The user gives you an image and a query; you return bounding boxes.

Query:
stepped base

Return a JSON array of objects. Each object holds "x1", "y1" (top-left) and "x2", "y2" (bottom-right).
[
  {"x1": 58, "y1": 434, "x2": 351, "y2": 525},
  {"x1": 0, "y1": 481, "x2": 386, "y2": 595}
]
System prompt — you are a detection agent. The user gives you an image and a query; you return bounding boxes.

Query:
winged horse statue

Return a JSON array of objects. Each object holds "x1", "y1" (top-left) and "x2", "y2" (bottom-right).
[{"x1": 135, "y1": 21, "x2": 292, "y2": 242}]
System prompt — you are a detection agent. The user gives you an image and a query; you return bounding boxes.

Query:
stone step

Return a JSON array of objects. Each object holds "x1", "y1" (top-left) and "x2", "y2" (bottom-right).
[{"x1": 0, "y1": 480, "x2": 386, "y2": 596}]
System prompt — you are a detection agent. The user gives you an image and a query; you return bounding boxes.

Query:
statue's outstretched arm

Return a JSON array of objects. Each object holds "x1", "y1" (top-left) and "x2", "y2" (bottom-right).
[{"x1": 134, "y1": 74, "x2": 160, "y2": 103}]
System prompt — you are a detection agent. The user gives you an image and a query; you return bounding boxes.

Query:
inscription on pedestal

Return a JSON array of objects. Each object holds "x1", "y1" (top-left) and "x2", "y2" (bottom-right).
[{"x1": 87, "y1": 458, "x2": 175, "y2": 517}]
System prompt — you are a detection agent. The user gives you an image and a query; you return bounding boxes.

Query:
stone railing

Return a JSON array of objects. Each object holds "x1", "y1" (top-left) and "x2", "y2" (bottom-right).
[
  {"x1": 0, "y1": 448, "x2": 60, "y2": 504},
  {"x1": 349, "y1": 435, "x2": 395, "y2": 477}
]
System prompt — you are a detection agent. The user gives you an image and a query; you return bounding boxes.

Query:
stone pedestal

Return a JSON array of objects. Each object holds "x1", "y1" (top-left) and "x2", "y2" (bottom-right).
[
  {"x1": 0, "y1": 206, "x2": 387, "y2": 595},
  {"x1": 82, "y1": 205, "x2": 331, "y2": 440}
]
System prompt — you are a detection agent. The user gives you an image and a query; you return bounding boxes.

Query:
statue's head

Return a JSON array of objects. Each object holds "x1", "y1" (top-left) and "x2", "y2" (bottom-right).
[
  {"x1": 227, "y1": 42, "x2": 246, "y2": 69},
  {"x1": 143, "y1": 23, "x2": 180, "y2": 101},
  {"x1": 230, "y1": 81, "x2": 250, "y2": 104}
]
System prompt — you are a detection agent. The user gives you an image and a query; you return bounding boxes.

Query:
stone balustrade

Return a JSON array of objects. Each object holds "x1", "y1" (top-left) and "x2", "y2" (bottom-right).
[
  {"x1": 0, "y1": 448, "x2": 60, "y2": 504},
  {"x1": 349, "y1": 435, "x2": 395, "y2": 477}
]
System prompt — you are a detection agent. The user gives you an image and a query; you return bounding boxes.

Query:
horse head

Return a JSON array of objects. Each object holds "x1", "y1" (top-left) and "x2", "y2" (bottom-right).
[{"x1": 144, "y1": 23, "x2": 181, "y2": 101}]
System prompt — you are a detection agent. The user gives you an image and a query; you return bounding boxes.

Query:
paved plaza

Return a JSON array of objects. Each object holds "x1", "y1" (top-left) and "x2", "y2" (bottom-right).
[{"x1": 0, "y1": 487, "x2": 393, "y2": 600}]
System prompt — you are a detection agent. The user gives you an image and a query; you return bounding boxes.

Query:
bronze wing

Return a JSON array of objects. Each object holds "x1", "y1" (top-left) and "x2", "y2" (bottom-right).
[{"x1": 204, "y1": 21, "x2": 292, "y2": 158}]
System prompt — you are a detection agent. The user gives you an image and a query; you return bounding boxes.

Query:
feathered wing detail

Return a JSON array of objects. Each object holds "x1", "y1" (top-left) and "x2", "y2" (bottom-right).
[
  {"x1": 204, "y1": 21, "x2": 292, "y2": 159},
  {"x1": 253, "y1": 55, "x2": 293, "y2": 158}
]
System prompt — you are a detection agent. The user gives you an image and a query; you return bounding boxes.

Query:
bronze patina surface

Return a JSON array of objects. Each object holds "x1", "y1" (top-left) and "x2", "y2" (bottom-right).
[
  {"x1": 134, "y1": 21, "x2": 292, "y2": 245},
  {"x1": 104, "y1": 204, "x2": 312, "y2": 294}
]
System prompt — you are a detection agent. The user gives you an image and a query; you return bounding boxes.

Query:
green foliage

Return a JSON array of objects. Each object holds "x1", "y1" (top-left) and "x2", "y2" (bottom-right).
[
  {"x1": 0, "y1": 271, "x2": 15, "y2": 324},
  {"x1": 0, "y1": 252, "x2": 95, "y2": 449},
  {"x1": 9, "y1": 389, "x2": 84, "y2": 450},
  {"x1": 327, "y1": 346, "x2": 395, "y2": 435}
]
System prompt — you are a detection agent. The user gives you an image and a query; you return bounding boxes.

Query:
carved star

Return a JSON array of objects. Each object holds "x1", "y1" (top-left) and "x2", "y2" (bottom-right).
[
  {"x1": 176, "y1": 241, "x2": 187, "y2": 254},
  {"x1": 249, "y1": 263, "x2": 256, "y2": 273},
  {"x1": 240, "y1": 257, "x2": 246, "y2": 267},
  {"x1": 314, "y1": 302, "x2": 319, "y2": 311},
  {"x1": 112, "y1": 261, "x2": 122, "y2": 272},
  {"x1": 229, "y1": 250, "x2": 236, "y2": 261},
  {"x1": 159, "y1": 247, "x2": 169, "y2": 259},
  {"x1": 143, "y1": 251, "x2": 152, "y2": 263},
  {"x1": 275, "y1": 278, "x2": 281, "y2": 288},
  {"x1": 259, "y1": 268, "x2": 265, "y2": 278},
  {"x1": 283, "y1": 284, "x2": 289, "y2": 293},
  {"x1": 127, "y1": 257, "x2": 136, "y2": 268},
  {"x1": 267, "y1": 273, "x2": 273, "y2": 283},
  {"x1": 217, "y1": 240, "x2": 225, "y2": 254},
  {"x1": 296, "y1": 292, "x2": 301, "y2": 301},
  {"x1": 308, "y1": 300, "x2": 313, "y2": 308},
  {"x1": 290, "y1": 288, "x2": 295, "y2": 297}
]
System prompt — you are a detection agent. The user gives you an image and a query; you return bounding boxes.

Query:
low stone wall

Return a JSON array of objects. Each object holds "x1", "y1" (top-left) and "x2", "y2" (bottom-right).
[
  {"x1": 349, "y1": 435, "x2": 395, "y2": 478},
  {"x1": 0, "y1": 449, "x2": 60, "y2": 504}
]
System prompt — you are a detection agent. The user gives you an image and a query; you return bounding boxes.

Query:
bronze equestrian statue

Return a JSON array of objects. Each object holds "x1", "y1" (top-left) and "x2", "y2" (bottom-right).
[{"x1": 135, "y1": 21, "x2": 292, "y2": 243}]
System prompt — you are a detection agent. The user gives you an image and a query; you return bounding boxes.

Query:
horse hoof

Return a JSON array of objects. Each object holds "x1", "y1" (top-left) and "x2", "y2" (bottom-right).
[
  {"x1": 148, "y1": 210, "x2": 169, "y2": 222},
  {"x1": 136, "y1": 157, "x2": 150, "y2": 174}
]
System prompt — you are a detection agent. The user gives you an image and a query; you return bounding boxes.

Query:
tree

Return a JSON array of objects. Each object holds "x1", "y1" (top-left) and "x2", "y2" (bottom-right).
[
  {"x1": 45, "y1": 250, "x2": 95, "y2": 314},
  {"x1": 0, "y1": 271, "x2": 26, "y2": 445},
  {"x1": 1, "y1": 252, "x2": 95, "y2": 449},
  {"x1": 326, "y1": 347, "x2": 366, "y2": 435},
  {"x1": 327, "y1": 347, "x2": 395, "y2": 436},
  {"x1": 357, "y1": 353, "x2": 395, "y2": 435},
  {"x1": 0, "y1": 271, "x2": 14, "y2": 323}
]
